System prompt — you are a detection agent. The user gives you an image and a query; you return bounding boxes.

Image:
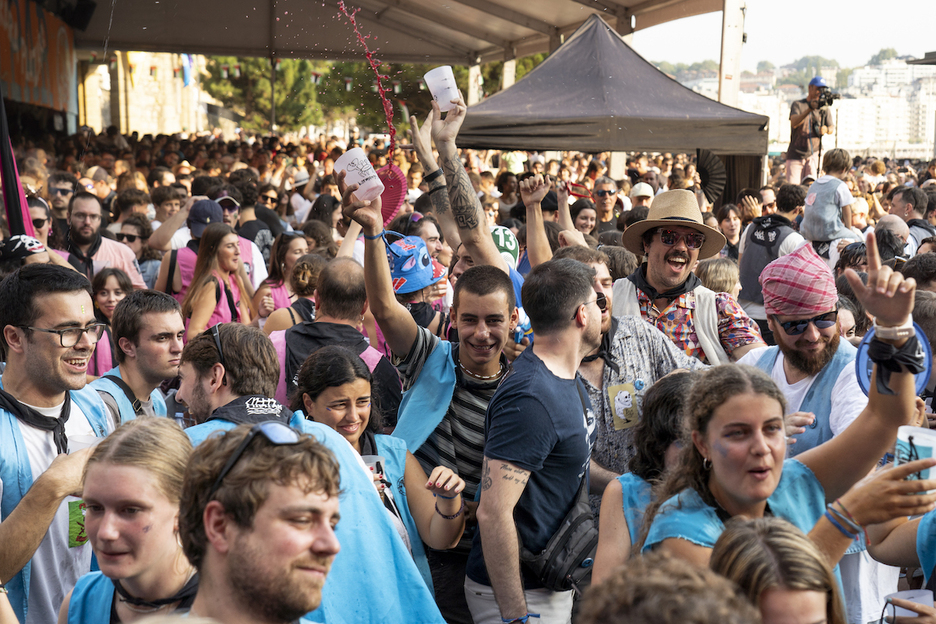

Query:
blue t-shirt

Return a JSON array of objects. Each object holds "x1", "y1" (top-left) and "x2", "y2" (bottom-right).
[
  {"x1": 465, "y1": 348, "x2": 596, "y2": 588},
  {"x1": 917, "y1": 511, "x2": 936, "y2": 586}
]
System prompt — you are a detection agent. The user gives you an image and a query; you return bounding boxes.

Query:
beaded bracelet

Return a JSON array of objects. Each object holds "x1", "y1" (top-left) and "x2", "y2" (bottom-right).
[{"x1": 435, "y1": 497, "x2": 465, "y2": 520}]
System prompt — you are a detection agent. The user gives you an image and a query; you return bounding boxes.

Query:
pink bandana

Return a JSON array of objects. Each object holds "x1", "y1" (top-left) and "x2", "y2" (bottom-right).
[{"x1": 760, "y1": 244, "x2": 837, "y2": 316}]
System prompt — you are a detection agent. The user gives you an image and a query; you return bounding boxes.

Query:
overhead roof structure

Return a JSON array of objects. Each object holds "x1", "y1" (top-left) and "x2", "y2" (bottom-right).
[
  {"x1": 457, "y1": 14, "x2": 768, "y2": 155},
  {"x1": 74, "y1": 0, "x2": 722, "y2": 66}
]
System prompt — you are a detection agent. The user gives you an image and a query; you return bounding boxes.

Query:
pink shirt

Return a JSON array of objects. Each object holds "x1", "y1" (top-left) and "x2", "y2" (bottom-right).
[{"x1": 91, "y1": 237, "x2": 147, "y2": 289}]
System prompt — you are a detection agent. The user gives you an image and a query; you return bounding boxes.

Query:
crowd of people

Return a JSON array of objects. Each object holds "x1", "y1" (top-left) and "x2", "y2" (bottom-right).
[{"x1": 3, "y1": 94, "x2": 936, "y2": 624}]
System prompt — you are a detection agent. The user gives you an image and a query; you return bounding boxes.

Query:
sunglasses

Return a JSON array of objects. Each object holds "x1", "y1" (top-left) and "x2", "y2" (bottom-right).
[
  {"x1": 572, "y1": 292, "x2": 608, "y2": 320},
  {"x1": 31, "y1": 218, "x2": 48, "y2": 229},
  {"x1": 115, "y1": 233, "x2": 145, "y2": 243},
  {"x1": 773, "y1": 310, "x2": 838, "y2": 336},
  {"x1": 658, "y1": 229, "x2": 706, "y2": 250},
  {"x1": 260, "y1": 195, "x2": 278, "y2": 204},
  {"x1": 207, "y1": 421, "x2": 301, "y2": 499},
  {"x1": 49, "y1": 188, "x2": 72, "y2": 196},
  {"x1": 593, "y1": 190, "x2": 615, "y2": 198}
]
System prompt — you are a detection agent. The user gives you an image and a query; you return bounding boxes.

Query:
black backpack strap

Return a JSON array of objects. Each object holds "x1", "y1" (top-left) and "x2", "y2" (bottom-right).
[
  {"x1": 102, "y1": 374, "x2": 144, "y2": 416},
  {"x1": 165, "y1": 249, "x2": 178, "y2": 295},
  {"x1": 287, "y1": 306, "x2": 297, "y2": 325}
]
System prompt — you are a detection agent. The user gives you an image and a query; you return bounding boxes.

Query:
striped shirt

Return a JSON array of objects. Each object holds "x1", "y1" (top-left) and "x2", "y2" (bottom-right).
[{"x1": 398, "y1": 327, "x2": 504, "y2": 550}]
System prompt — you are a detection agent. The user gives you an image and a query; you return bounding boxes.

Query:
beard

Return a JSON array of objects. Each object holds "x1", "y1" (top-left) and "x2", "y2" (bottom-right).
[
  {"x1": 227, "y1": 534, "x2": 330, "y2": 623},
  {"x1": 776, "y1": 326, "x2": 840, "y2": 377},
  {"x1": 70, "y1": 225, "x2": 99, "y2": 246}
]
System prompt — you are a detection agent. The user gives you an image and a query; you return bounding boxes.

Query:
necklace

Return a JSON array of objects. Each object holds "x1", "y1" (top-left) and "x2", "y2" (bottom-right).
[
  {"x1": 458, "y1": 358, "x2": 505, "y2": 381},
  {"x1": 115, "y1": 569, "x2": 198, "y2": 613}
]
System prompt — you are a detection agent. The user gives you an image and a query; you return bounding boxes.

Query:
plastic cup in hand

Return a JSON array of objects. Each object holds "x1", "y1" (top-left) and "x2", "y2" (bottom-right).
[
  {"x1": 424, "y1": 66, "x2": 459, "y2": 112},
  {"x1": 895, "y1": 426, "x2": 936, "y2": 485},
  {"x1": 335, "y1": 148, "x2": 385, "y2": 202},
  {"x1": 361, "y1": 455, "x2": 386, "y2": 475},
  {"x1": 885, "y1": 589, "x2": 933, "y2": 618}
]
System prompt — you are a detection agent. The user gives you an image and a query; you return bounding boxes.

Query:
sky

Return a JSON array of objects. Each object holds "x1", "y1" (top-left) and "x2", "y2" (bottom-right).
[{"x1": 629, "y1": 0, "x2": 936, "y2": 72}]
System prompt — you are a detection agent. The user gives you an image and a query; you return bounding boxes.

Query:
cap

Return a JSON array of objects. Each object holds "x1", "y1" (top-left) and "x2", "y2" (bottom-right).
[
  {"x1": 808, "y1": 76, "x2": 827, "y2": 88},
  {"x1": 540, "y1": 190, "x2": 559, "y2": 213},
  {"x1": 187, "y1": 200, "x2": 224, "y2": 238},
  {"x1": 215, "y1": 189, "x2": 241, "y2": 209},
  {"x1": 630, "y1": 182, "x2": 654, "y2": 198},
  {"x1": 290, "y1": 169, "x2": 311, "y2": 190},
  {"x1": 86, "y1": 166, "x2": 111, "y2": 183},
  {"x1": 388, "y1": 234, "x2": 445, "y2": 294}
]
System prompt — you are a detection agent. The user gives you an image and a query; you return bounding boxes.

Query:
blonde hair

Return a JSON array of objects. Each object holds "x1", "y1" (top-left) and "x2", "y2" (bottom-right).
[
  {"x1": 711, "y1": 517, "x2": 846, "y2": 624},
  {"x1": 695, "y1": 257, "x2": 739, "y2": 294},
  {"x1": 84, "y1": 418, "x2": 193, "y2": 505}
]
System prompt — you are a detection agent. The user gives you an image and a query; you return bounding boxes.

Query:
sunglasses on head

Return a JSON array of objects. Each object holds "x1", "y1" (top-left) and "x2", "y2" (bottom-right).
[
  {"x1": 207, "y1": 421, "x2": 301, "y2": 500},
  {"x1": 658, "y1": 229, "x2": 706, "y2": 250},
  {"x1": 843, "y1": 242, "x2": 866, "y2": 254},
  {"x1": 773, "y1": 310, "x2": 838, "y2": 336},
  {"x1": 115, "y1": 233, "x2": 144, "y2": 243}
]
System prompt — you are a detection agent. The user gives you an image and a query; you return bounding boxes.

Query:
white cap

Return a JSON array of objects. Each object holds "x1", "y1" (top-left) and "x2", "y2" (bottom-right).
[{"x1": 631, "y1": 182, "x2": 654, "y2": 198}]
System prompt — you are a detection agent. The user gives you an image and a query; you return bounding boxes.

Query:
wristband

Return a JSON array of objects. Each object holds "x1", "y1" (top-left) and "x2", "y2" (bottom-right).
[
  {"x1": 433, "y1": 492, "x2": 459, "y2": 499},
  {"x1": 428, "y1": 185, "x2": 447, "y2": 196},
  {"x1": 873, "y1": 316, "x2": 915, "y2": 341},
  {"x1": 363, "y1": 231, "x2": 384, "y2": 240},
  {"x1": 502, "y1": 615, "x2": 540, "y2": 624},
  {"x1": 424, "y1": 168, "x2": 444, "y2": 184},
  {"x1": 826, "y1": 504, "x2": 861, "y2": 534},
  {"x1": 868, "y1": 333, "x2": 926, "y2": 395},
  {"x1": 435, "y1": 497, "x2": 465, "y2": 520},
  {"x1": 824, "y1": 510, "x2": 857, "y2": 539}
]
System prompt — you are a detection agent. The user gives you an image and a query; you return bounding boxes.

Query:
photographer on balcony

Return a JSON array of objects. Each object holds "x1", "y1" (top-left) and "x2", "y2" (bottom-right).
[{"x1": 786, "y1": 76, "x2": 836, "y2": 184}]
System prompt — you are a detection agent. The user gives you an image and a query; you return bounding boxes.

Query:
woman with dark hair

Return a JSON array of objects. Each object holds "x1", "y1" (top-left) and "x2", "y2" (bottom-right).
[
  {"x1": 593, "y1": 371, "x2": 695, "y2": 583},
  {"x1": 251, "y1": 232, "x2": 309, "y2": 316},
  {"x1": 262, "y1": 253, "x2": 328, "y2": 335},
  {"x1": 181, "y1": 222, "x2": 252, "y2": 340},
  {"x1": 308, "y1": 194, "x2": 343, "y2": 241},
  {"x1": 570, "y1": 198, "x2": 598, "y2": 236},
  {"x1": 89, "y1": 268, "x2": 133, "y2": 377},
  {"x1": 495, "y1": 171, "x2": 519, "y2": 221},
  {"x1": 716, "y1": 204, "x2": 742, "y2": 262},
  {"x1": 118, "y1": 214, "x2": 162, "y2": 289},
  {"x1": 291, "y1": 346, "x2": 466, "y2": 593},
  {"x1": 833, "y1": 240, "x2": 868, "y2": 277}
]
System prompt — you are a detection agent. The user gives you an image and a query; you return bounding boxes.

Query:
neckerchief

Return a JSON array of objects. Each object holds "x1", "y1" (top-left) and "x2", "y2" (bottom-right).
[
  {"x1": 113, "y1": 573, "x2": 199, "y2": 610},
  {"x1": 626, "y1": 264, "x2": 701, "y2": 303},
  {"x1": 581, "y1": 316, "x2": 620, "y2": 374},
  {"x1": 0, "y1": 389, "x2": 72, "y2": 454},
  {"x1": 66, "y1": 232, "x2": 102, "y2": 279},
  {"x1": 359, "y1": 428, "x2": 379, "y2": 456}
]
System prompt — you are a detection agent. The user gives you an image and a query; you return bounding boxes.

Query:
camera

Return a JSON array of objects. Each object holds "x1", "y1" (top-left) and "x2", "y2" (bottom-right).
[{"x1": 817, "y1": 86, "x2": 840, "y2": 108}]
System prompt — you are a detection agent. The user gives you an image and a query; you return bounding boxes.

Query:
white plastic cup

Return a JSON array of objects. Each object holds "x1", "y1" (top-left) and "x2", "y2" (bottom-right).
[
  {"x1": 424, "y1": 66, "x2": 459, "y2": 112},
  {"x1": 895, "y1": 426, "x2": 936, "y2": 481},
  {"x1": 335, "y1": 148, "x2": 384, "y2": 202},
  {"x1": 68, "y1": 435, "x2": 101, "y2": 454},
  {"x1": 885, "y1": 589, "x2": 933, "y2": 618},
  {"x1": 361, "y1": 455, "x2": 386, "y2": 475}
]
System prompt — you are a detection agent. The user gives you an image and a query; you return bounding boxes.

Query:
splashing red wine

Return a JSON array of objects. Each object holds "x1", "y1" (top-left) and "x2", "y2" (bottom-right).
[{"x1": 337, "y1": 1, "x2": 397, "y2": 153}]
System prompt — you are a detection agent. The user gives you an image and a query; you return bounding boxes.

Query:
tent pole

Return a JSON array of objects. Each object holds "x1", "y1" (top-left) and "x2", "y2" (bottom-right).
[{"x1": 271, "y1": 55, "x2": 276, "y2": 136}]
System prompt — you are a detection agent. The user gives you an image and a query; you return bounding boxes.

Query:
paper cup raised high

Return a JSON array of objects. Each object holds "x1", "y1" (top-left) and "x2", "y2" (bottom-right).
[
  {"x1": 424, "y1": 66, "x2": 459, "y2": 112},
  {"x1": 335, "y1": 148, "x2": 385, "y2": 203}
]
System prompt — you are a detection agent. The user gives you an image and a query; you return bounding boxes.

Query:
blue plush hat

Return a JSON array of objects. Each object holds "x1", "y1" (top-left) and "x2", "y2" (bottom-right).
[{"x1": 388, "y1": 233, "x2": 445, "y2": 295}]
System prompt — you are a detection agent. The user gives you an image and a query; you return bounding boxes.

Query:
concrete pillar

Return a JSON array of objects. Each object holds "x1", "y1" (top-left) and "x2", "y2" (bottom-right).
[
  {"x1": 502, "y1": 59, "x2": 516, "y2": 90},
  {"x1": 608, "y1": 152, "x2": 628, "y2": 181},
  {"x1": 467, "y1": 64, "x2": 482, "y2": 106},
  {"x1": 718, "y1": 0, "x2": 744, "y2": 107}
]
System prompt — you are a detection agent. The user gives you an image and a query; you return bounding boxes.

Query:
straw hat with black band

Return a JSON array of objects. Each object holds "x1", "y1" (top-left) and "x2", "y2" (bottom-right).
[{"x1": 620, "y1": 189, "x2": 726, "y2": 260}]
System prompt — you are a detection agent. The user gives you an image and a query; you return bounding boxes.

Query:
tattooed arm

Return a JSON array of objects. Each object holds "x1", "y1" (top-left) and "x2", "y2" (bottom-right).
[
  {"x1": 431, "y1": 97, "x2": 508, "y2": 273},
  {"x1": 405, "y1": 109, "x2": 461, "y2": 250},
  {"x1": 476, "y1": 457, "x2": 531, "y2": 621}
]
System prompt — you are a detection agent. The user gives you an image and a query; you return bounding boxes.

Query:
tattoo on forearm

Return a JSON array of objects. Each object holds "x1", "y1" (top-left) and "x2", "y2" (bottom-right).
[
  {"x1": 498, "y1": 463, "x2": 529, "y2": 486},
  {"x1": 427, "y1": 180, "x2": 451, "y2": 216},
  {"x1": 481, "y1": 459, "x2": 493, "y2": 491},
  {"x1": 442, "y1": 154, "x2": 482, "y2": 231}
]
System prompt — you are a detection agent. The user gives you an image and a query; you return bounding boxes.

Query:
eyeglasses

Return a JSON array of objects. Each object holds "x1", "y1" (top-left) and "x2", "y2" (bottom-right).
[
  {"x1": 657, "y1": 229, "x2": 706, "y2": 250},
  {"x1": 31, "y1": 218, "x2": 48, "y2": 230},
  {"x1": 593, "y1": 190, "x2": 615, "y2": 198},
  {"x1": 773, "y1": 310, "x2": 838, "y2": 336},
  {"x1": 18, "y1": 323, "x2": 107, "y2": 347},
  {"x1": 260, "y1": 195, "x2": 278, "y2": 204},
  {"x1": 49, "y1": 188, "x2": 72, "y2": 196},
  {"x1": 207, "y1": 421, "x2": 301, "y2": 500},
  {"x1": 73, "y1": 213, "x2": 102, "y2": 222},
  {"x1": 572, "y1": 292, "x2": 608, "y2": 320},
  {"x1": 115, "y1": 233, "x2": 145, "y2": 243}
]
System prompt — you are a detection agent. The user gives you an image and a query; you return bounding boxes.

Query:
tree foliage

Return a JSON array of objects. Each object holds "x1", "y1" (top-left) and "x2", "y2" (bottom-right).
[
  {"x1": 868, "y1": 48, "x2": 898, "y2": 66},
  {"x1": 203, "y1": 57, "x2": 325, "y2": 132},
  {"x1": 654, "y1": 59, "x2": 719, "y2": 76},
  {"x1": 756, "y1": 60, "x2": 775, "y2": 73}
]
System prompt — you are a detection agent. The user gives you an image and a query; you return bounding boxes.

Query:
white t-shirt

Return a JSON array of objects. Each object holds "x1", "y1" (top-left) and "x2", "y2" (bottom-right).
[
  {"x1": 738, "y1": 346, "x2": 867, "y2": 439},
  {"x1": 0, "y1": 400, "x2": 98, "y2": 624},
  {"x1": 738, "y1": 226, "x2": 808, "y2": 320}
]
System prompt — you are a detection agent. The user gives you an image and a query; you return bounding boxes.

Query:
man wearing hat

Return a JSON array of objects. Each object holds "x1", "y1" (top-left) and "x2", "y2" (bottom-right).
[
  {"x1": 738, "y1": 237, "x2": 893, "y2": 624},
  {"x1": 612, "y1": 189, "x2": 764, "y2": 364},
  {"x1": 630, "y1": 182, "x2": 654, "y2": 210},
  {"x1": 785, "y1": 76, "x2": 835, "y2": 184},
  {"x1": 390, "y1": 234, "x2": 449, "y2": 336}
]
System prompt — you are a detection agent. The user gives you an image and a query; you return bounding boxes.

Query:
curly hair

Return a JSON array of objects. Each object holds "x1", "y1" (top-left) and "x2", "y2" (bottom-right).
[
  {"x1": 636, "y1": 364, "x2": 787, "y2": 551},
  {"x1": 578, "y1": 550, "x2": 761, "y2": 624}
]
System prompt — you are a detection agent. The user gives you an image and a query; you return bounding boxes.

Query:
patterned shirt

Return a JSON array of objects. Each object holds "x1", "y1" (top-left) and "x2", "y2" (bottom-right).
[{"x1": 633, "y1": 289, "x2": 763, "y2": 364}]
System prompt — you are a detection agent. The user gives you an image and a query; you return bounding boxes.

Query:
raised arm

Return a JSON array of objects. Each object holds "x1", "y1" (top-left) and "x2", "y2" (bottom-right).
[
  {"x1": 556, "y1": 182, "x2": 574, "y2": 232},
  {"x1": 150, "y1": 194, "x2": 201, "y2": 251},
  {"x1": 433, "y1": 96, "x2": 507, "y2": 273},
  {"x1": 520, "y1": 175, "x2": 554, "y2": 268},
  {"x1": 404, "y1": 109, "x2": 460, "y2": 251},
  {"x1": 341, "y1": 176, "x2": 419, "y2": 358},
  {"x1": 799, "y1": 230, "x2": 920, "y2": 499}
]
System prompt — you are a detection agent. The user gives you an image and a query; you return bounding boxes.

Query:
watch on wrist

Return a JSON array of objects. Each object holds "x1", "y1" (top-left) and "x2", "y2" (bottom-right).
[{"x1": 873, "y1": 316, "x2": 915, "y2": 341}]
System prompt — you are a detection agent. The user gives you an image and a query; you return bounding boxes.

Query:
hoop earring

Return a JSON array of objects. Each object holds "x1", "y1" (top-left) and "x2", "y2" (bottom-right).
[{"x1": 703, "y1": 458, "x2": 712, "y2": 470}]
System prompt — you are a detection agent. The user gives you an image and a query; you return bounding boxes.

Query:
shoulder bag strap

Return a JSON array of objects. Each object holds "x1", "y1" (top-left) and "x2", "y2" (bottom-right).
[
  {"x1": 165, "y1": 250, "x2": 178, "y2": 295},
  {"x1": 102, "y1": 374, "x2": 144, "y2": 416}
]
